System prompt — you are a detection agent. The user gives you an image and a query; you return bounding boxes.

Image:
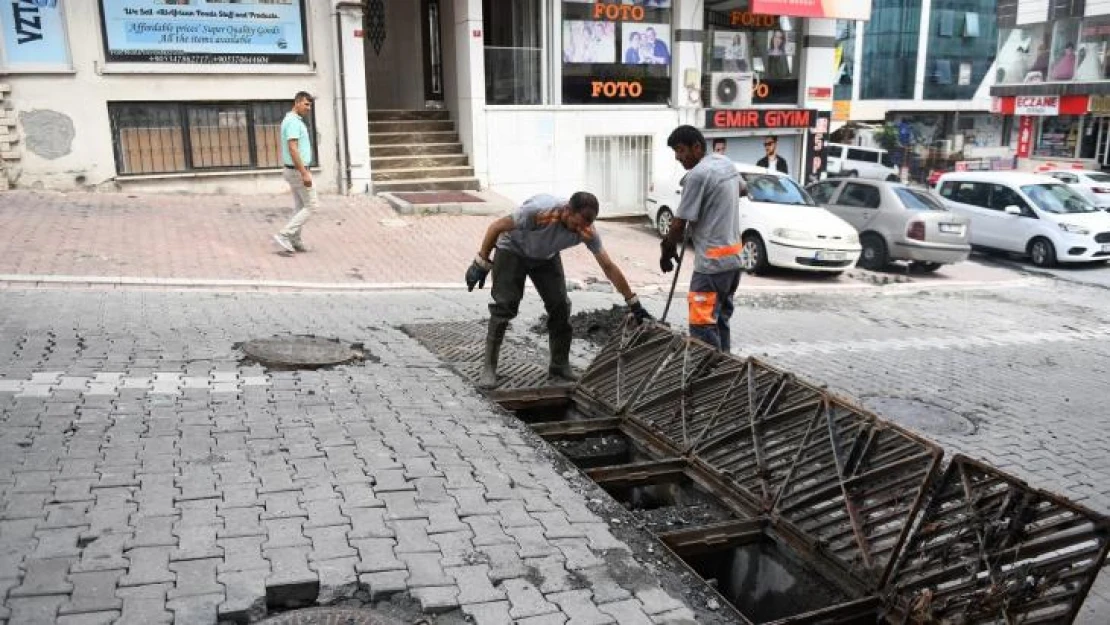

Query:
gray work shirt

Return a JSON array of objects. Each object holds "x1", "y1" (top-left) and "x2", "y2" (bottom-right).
[
  {"x1": 496, "y1": 194, "x2": 604, "y2": 260},
  {"x1": 675, "y1": 154, "x2": 742, "y2": 274}
]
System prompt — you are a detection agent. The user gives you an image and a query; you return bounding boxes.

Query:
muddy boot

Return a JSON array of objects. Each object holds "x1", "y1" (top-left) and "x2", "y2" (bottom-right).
[
  {"x1": 478, "y1": 320, "x2": 508, "y2": 389},
  {"x1": 548, "y1": 329, "x2": 577, "y2": 382}
]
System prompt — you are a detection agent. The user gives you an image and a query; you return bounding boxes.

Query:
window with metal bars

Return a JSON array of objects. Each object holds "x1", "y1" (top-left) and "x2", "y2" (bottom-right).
[{"x1": 108, "y1": 101, "x2": 316, "y2": 175}]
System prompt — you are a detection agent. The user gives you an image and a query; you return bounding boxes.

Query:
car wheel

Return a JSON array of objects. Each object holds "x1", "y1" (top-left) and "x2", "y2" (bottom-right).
[
  {"x1": 886, "y1": 174, "x2": 900, "y2": 182},
  {"x1": 858, "y1": 233, "x2": 888, "y2": 270},
  {"x1": 1028, "y1": 237, "x2": 1057, "y2": 268},
  {"x1": 741, "y1": 233, "x2": 769, "y2": 275},
  {"x1": 655, "y1": 208, "x2": 673, "y2": 238},
  {"x1": 912, "y1": 261, "x2": 943, "y2": 273}
]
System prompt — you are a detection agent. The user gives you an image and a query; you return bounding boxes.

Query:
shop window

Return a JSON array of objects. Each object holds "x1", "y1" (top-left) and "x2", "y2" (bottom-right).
[
  {"x1": 1077, "y1": 16, "x2": 1110, "y2": 81},
  {"x1": 562, "y1": 1, "x2": 672, "y2": 105},
  {"x1": 1048, "y1": 19, "x2": 1081, "y2": 82},
  {"x1": 834, "y1": 20, "x2": 856, "y2": 102},
  {"x1": 0, "y1": 0, "x2": 71, "y2": 71},
  {"x1": 963, "y1": 13, "x2": 980, "y2": 39},
  {"x1": 1036, "y1": 116, "x2": 1080, "y2": 158},
  {"x1": 585, "y1": 135, "x2": 652, "y2": 215},
  {"x1": 108, "y1": 101, "x2": 313, "y2": 175},
  {"x1": 705, "y1": 9, "x2": 800, "y2": 106},
  {"x1": 995, "y1": 23, "x2": 1047, "y2": 85},
  {"x1": 483, "y1": 0, "x2": 544, "y2": 105}
]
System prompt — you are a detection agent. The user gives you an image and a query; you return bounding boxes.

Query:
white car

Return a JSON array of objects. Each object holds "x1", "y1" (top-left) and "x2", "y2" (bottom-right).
[
  {"x1": 937, "y1": 171, "x2": 1110, "y2": 267},
  {"x1": 1041, "y1": 169, "x2": 1110, "y2": 211},
  {"x1": 825, "y1": 143, "x2": 900, "y2": 181},
  {"x1": 646, "y1": 163, "x2": 862, "y2": 275}
]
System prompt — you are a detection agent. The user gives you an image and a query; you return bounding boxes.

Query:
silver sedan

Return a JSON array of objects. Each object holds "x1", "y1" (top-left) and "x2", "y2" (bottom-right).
[{"x1": 806, "y1": 179, "x2": 971, "y2": 272}]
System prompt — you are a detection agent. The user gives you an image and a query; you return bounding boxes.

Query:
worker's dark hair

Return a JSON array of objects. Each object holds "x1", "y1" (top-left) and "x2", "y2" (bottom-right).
[
  {"x1": 568, "y1": 191, "x2": 600, "y2": 216},
  {"x1": 294, "y1": 91, "x2": 314, "y2": 103},
  {"x1": 667, "y1": 125, "x2": 706, "y2": 152},
  {"x1": 765, "y1": 135, "x2": 778, "y2": 144}
]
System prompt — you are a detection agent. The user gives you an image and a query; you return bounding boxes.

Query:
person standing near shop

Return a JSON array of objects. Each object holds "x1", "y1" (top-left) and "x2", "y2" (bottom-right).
[
  {"x1": 465, "y1": 192, "x2": 653, "y2": 389},
  {"x1": 273, "y1": 91, "x2": 316, "y2": 254},
  {"x1": 660, "y1": 125, "x2": 743, "y2": 352},
  {"x1": 756, "y1": 135, "x2": 789, "y2": 175}
]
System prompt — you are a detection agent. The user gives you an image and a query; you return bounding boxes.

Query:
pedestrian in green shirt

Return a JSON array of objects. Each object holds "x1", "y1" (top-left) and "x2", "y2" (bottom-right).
[{"x1": 273, "y1": 91, "x2": 316, "y2": 254}]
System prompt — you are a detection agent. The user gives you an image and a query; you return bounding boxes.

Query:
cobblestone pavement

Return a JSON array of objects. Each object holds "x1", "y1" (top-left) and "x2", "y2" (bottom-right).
[
  {"x1": 977, "y1": 251, "x2": 1110, "y2": 290},
  {"x1": 0, "y1": 190, "x2": 1023, "y2": 293},
  {"x1": 3, "y1": 276, "x2": 1110, "y2": 623}
]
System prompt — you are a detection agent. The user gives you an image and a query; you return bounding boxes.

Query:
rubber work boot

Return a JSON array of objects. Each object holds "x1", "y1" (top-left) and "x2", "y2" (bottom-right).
[
  {"x1": 548, "y1": 329, "x2": 578, "y2": 382},
  {"x1": 478, "y1": 320, "x2": 508, "y2": 389}
]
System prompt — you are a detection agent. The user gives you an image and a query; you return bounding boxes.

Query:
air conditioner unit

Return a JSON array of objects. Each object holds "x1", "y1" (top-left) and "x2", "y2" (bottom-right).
[{"x1": 710, "y1": 72, "x2": 752, "y2": 109}]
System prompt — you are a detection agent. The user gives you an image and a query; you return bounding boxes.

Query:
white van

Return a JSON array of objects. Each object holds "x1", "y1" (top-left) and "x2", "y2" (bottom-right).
[
  {"x1": 936, "y1": 171, "x2": 1110, "y2": 267},
  {"x1": 826, "y1": 143, "x2": 900, "y2": 181}
]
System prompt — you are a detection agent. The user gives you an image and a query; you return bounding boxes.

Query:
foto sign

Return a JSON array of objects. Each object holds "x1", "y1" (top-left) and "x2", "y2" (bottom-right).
[
  {"x1": 750, "y1": 0, "x2": 872, "y2": 21},
  {"x1": 1015, "y1": 96, "x2": 1060, "y2": 116}
]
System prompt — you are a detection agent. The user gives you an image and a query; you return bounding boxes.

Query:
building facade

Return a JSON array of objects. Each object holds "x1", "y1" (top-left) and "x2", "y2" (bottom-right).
[
  {"x1": 0, "y1": 0, "x2": 864, "y2": 215},
  {"x1": 833, "y1": 0, "x2": 1002, "y2": 167},
  {"x1": 990, "y1": 0, "x2": 1110, "y2": 171}
]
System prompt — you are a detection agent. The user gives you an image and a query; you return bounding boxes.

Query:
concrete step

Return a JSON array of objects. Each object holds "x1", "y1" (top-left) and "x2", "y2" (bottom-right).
[
  {"x1": 369, "y1": 131, "x2": 458, "y2": 146},
  {"x1": 370, "y1": 153, "x2": 470, "y2": 170},
  {"x1": 372, "y1": 165, "x2": 475, "y2": 182},
  {"x1": 370, "y1": 143, "x2": 464, "y2": 158},
  {"x1": 374, "y1": 177, "x2": 482, "y2": 193},
  {"x1": 368, "y1": 109, "x2": 450, "y2": 122},
  {"x1": 369, "y1": 119, "x2": 455, "y2": 133}
]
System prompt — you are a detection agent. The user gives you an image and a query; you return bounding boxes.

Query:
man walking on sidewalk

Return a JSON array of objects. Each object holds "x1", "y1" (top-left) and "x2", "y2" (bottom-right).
[
  {"x1": 660, "y1": 125, "x2": 743, "y2": 352},
  {"x1": 465, "y1": 192, "x2": 653, "y2": 389},
  {"x1": 273, "y1": 91, "x2": 316, "y2": 253}
]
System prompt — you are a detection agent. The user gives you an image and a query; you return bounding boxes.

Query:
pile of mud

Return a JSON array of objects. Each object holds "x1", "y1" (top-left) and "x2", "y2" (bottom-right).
[{"x1": 531, "y1": 305, "x2": 629, "y2": 346}]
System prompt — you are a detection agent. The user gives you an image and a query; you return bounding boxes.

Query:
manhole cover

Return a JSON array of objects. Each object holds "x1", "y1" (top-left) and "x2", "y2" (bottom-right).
[
  {"x1": 861, "y1": 397, "x2": 976, "y2": 436},
  {"x1": 257, "y1": 607, "x2": 405, "y2": 625},
  {"x1": 241, "y1": 336, "x2": 362, "y2": 369}
]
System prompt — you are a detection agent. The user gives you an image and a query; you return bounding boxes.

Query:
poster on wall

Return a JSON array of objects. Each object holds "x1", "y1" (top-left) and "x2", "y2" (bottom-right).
[
  {"x1": 98, "y1": 0, "x2": 309, "y2": 64},
  {"x1": 712, "y1": 31, "x2": 750, "y2": 72},
  {"x1": 804, "y1": 111, "x2": 830, "y2": 186},
  {"x1": 1, "y1": 0, "x2": 71, "y2": 68},
  {"x1": 620, "y1": 24, "x2": 670, "y2": 65}
]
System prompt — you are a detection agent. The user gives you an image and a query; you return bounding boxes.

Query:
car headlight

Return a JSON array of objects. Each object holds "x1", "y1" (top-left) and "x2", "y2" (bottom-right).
[
  {"x1": 772, "y1": 228, "x2": 815, "y2": 242},
  {"x1": 1058, "y1": 223, "x2": 1090, "y2": 235},
  {"x1": 843, "y1": 232, "x2": 860, "y2": 246}
]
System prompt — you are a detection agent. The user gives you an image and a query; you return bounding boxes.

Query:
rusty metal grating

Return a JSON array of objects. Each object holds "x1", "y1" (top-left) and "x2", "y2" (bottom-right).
[
  {"x1": 576, "y1": 322, "x2": 681, "y2": 414},
  {"x1": 889, "y1": 455, "x2": 1110, "y2": 624},
  {"x1": 401, "y1": 320, "x2": 560, "y2": 392}
]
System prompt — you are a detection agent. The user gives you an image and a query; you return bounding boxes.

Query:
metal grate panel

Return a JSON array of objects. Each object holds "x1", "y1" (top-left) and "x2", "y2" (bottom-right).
[
  {"x1": 575, "y1": 321, "x2": 680, "y2": 415},
  {"x1": 889, "y1": 455, "x2": 1110, "y2": 624},
  {"x1": 402, "y1": 320, "x2": 559, "y2": 392}
]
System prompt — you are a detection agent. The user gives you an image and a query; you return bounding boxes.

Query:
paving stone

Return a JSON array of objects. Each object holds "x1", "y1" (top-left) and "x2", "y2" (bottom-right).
[
  {"x1": 381, "y1": 492, "x2": 430, "y2": 521},
  {"x1": 217, "y1": 507, "x2": 265, "y2": 539},
  {"x1": 167, "y1": 558, "x2": 222, "y2": 599},
  {"x1": 346, "y1": 507, "x2": 394, "y2": 539},
  {"x1": 547, "y1": 589, "x2": 616, "y2": 625},
  {"x1": 119, "y1": 547, "x2": 176, "y2": 587},
  {"x1": 598, "y1": 598, "x2": 654, "y2": 625},
  {"x1": 310, "y1": 557, "x2": 359, "y2": 604},
  {"x1": 217, "y1": 571, "x2": 267, "y2": 624},
  {"x1": 370, "y1": 469, "x2": 413, "y2": 493},
  {"x1": 32, "y1": 527, "x2": 84, "y2": 559},
  {"x1": 496, "y1": 500, "x2": 541, "y2": 528},
  {"x1": 448, "y1": 564, "x2": 506, "y2": 605},
  {"x1": 306, "y1": 525, "x2": 356, "y2": 562},
  {"x1": 264, "y1": 546, "x2": 319, "y2": 607},
  {"x1": 502, "y1": 578, "x2": 559, "y2": 619},
  {"x1": 553, "y1": 539, "x2": 603, "y2": 571},
  {"x1": 635, "y1": 588, "x2": 687, "y2": 615},
  {"x1": 525, "y1": 555, "x2": 581, "y2": 594},
  {"x1": 451, "y1": 487, "x2": 497, "y2": 517},
  {"x1": 515, "y1": 614, "x2": 569, "y2": 625},
  {"x1": 460, "y1": 600, "x2": 513, "y2": 625},
  {"x1": 430, "y1": 530, "x2": 476, "y2": 568},
  {"x1": 481, "y1": 544, "x2": 530, "y2": 583},
  {"x1": 466, "y1": 515, "x2": 514, "y2": 547},
  {"x1": 11, "y1": 557, "x2": 77, "y2": 597},
  {"x1": 40, "y1": 502, "x2": 92, "y2": 530},
  {"x1": 390, "y1": 519, "x2": 439, "y2": 554},
  {"x1": 411, "y1": 585, "x2": 461, "y2": 613},
  {"x1": 167, "y1": 592, "x2": 224, "y2": 625},
  {"x1": 60, "y1": 569, "x2": 125, "y2": 615},
  {"x1": 505, "y1": 525, "x2": 559, "y2": 559},
  {"x1": 650, "y1": 607, "x2": 698, "y2": 624},
  {"x1": 172, "y1": 522, "x2": 223, "y2": 562},
  {"x1": 579, "y1": 566, "x2": 632, "y2": 603},
  {"x1": 262, "y1": 518, "x2": 310, "y2": 550},
  {"x1": 335, "y1": 482, "x2": 383, "y2": 508},
  {"x1": 351, "y1": 538, "x2": 405, "y2": 573},
  {"x1": 358, "y1": 570, "x2": 407, "y2": 600},
  {"x1": 217, "y1": 536, "x2": 270, "y2": 574},
  {"x1": 574, "y1": 523, "x2": 630, "y2": 553},
  {"x1": 422, "y1": 501, "x2": 468, "y2": 535},
  {"x1": 56, "y1": 611, "x2": 121, "y2": 625},
  {"x1": 6, "y1": 595, "x2": 66, "y2": 625},
  {"x1": 303, "y1": 498, "x2": 348, "y2": 529},
  {"x1": 260, "y1": 491, "x2": 306, "y2": 520},
  {"x1": 126, "y1": 516, "x2": 177, "y2": 549},
  {"x1": 399, "y1": 552, "x2": 453, "y2": 588}
]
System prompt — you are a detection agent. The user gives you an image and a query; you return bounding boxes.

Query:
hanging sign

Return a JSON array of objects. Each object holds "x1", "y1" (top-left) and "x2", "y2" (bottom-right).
[{"x1": 1015, "y1": 96, "x2": 1060, "y2": 116}]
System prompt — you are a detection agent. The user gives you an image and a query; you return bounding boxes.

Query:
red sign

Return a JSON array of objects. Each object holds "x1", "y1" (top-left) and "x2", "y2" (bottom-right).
[
  {"x1": 707, "y1": 109, "x2": 817, "y2": 130},
  {"x1": 807, "y1": 86, "x2": 832, "y2": 100},
  {"x1": 1017, "y1": 117, "x2": 1033, "y2": 158},
  {"x1": 750, "y1": 0, "x2": 871, "y2": 20},
  {"x1": 1015, "y1": 96, "x2": 1060, "y2": 116}
]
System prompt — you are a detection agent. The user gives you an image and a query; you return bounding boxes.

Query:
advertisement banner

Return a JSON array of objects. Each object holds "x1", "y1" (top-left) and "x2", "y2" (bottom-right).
[
  {"x1": 1015, "y1": 95, "x2": 1059, "y2": 116},
  {"x1": 98, "y1": 0, "x2": 308, "y2": 64},
  {"x1": 1, "y1": 0, "x2": 70, "y2": 68},
  {"x1": 750, "y1": 0, "x2": 872, "y2": 21},
  {"x1": 804, "y1": 111, "x2": 830, "y2": 186},
  {"x1": 706, "y1": 108, "x2": 817, "y2": 130},
  {"x1": 1017, "y1": 117, "x2": 1033, "y2": 158}
]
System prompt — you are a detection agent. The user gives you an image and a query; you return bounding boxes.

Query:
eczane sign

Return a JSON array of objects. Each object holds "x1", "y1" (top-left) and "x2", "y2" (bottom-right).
[{"x1": 1015, "y1": 96, "x2": 1060, "y2": 116}]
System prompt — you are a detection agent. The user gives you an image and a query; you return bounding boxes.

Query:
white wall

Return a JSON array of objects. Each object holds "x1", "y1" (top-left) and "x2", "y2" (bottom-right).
[
  {"x1": 364, "y1": 0, "x2": 425, "y2": 110},
  {"x1": 6, "y1": 2, "x2": 345, "y2": 194}
]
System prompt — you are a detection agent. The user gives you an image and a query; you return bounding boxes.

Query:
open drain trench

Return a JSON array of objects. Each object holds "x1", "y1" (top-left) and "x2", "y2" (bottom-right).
[{"x1": 403, "y1": 319, "x2": 1110, "y2": 624}]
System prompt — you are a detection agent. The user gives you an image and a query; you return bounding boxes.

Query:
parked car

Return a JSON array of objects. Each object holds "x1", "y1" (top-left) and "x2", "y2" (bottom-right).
[
  {"x1": 806, "y1": 179, "x2": 971, "y2": 272},
  {"x1": 646, "y1": 163, "x2": 861, "y2": 274},
  {"x1": 1041, "y1": 169, "x2": 1110, "y2": 210},
  {"x1": 936, "y1": 171, "x2": 1110, "y2": 267},
  {"x1": 826, "y1": 143, "x2": 900, "y2": 181}
]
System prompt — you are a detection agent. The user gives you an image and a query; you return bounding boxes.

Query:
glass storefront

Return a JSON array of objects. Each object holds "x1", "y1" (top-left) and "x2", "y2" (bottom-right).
[
  {"x1": 860, "y1": 0, "x2": 922, "y2": 100},
  {"x1": 923, "y1": 0, "x2": 996, "y2": 100},
  {"x1": 704, "y1": 7, "x2": 801, "y2": 105},
  {"x1": 995, "y1": 14, "x2": 1110, "y2": 84},
  {"x1": 1035, "y1": 116, "x2": 1081, "y2": 158}
]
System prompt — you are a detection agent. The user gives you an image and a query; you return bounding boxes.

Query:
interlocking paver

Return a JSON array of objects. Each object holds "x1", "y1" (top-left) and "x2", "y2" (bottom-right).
[
  {"x1": 390, "y1": 519, "x2": 439, "y2": 554},
  {"x1": 310, "y1": 557, "x2": 359, "y2": 604},
  {"x1": 217, "y1": 571, "x2": 267, "y2": 624},
  {"x1": 11, "y1": 557, "x2": 76, "y2": 597},
  {"x1": 167, "y1": 558, "x2": 222, "y2": 599},
  {"x1": 502, "y1": 578, "x2": 559, "y2": 619},
  {"x1": 448, "y1": 564, "x2": 506, "y2": 605},
  {"x1": 358, "y1": 571, "x2": 407, "y2": 600},
  {"x1": 60, "y1": 570, "x2": 124, "y2": 615},
  {"x1": 167, "y1": 592, "x2": 224, "y2": 625},
  {"x1": 460, "y1": 600, "x2": 513, "y2": 625},
  {"x1": 399, "y1": 552, "x2": 453, "y2": 588},
  {"x1": 546, "y1": 590, "x2": 616, "y2": 625},
  {"x1": 119, "y1": 547, "x2": 176, "y2": 587}
]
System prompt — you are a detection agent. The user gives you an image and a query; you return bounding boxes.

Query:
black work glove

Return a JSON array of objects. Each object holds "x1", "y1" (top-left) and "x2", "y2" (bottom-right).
[
  {"x1": 659, "y1": 239, "x2": 679, "y2": 273},
  {"x1": 627, "y1": 296, "x2": 653, "y2": 325},
  {"x1": 466, "y1": 255, "x2": 492, "y2": 291}
]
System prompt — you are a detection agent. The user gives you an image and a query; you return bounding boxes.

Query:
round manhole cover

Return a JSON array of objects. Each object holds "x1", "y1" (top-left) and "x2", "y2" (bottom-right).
[
  {"x1": 241, "y1": 336, "x2": 362, "y2": 368},
  {"x1": 257, "y1": 607, "x2": 405, "y2": 625},
  {"x1": 862, "y1": 397, "x2": 976, "y2": 436}
]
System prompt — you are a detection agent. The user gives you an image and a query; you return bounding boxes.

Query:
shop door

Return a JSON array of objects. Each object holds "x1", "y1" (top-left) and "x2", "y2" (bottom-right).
[
  {"x1": 585, "y1": 136, "x2": 653, "y2": 218},
  {"x1": 1096, "y1": 117, "x2": 1110, "y2": 168},
  {"x1": 421, "y1": 0, "x2": 445, "y2": 106}
]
